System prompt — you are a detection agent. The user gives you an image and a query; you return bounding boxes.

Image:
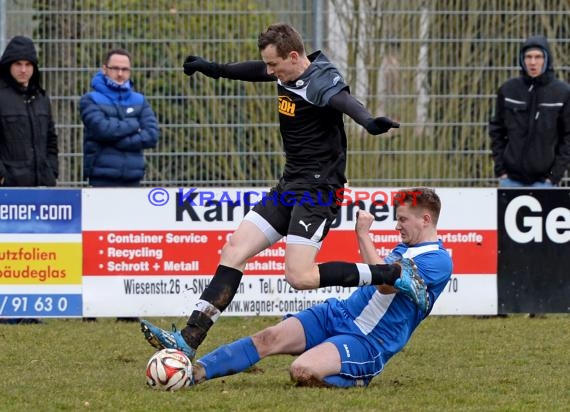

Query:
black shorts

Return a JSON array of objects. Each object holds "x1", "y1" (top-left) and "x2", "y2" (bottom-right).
[{"x1": 246, "y1": 183, "x2": 341, "y2": 247}]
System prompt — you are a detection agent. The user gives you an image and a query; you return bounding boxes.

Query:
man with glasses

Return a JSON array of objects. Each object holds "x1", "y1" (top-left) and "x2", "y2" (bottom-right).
[
  {"x1": 80, "y1": 48, "x2": 159, "y2": 322},
  {"x1": 80, "y1": 48, "x2": 159, "y2": 188}
]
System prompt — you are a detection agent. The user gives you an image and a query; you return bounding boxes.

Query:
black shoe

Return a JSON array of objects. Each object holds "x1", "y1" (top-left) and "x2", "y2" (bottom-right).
[
  {"x1": 0, "y1": 318, "x2": 43, "y2": 324},
  {"x1": 0, "y1": 319, "x2": 19, "y2": 324},
  {"x1": 116, "y1": 317, "x2": 140, "y2": 323},
  {"x1": 527, "y1": 313, "x2": 546, "y2": 319},
  {"x1": 474, "y1": 314, "x2": 508, "y2": 319},
  {"x1": 19, "y1": 318, "x2": 44, "y2": 324}
]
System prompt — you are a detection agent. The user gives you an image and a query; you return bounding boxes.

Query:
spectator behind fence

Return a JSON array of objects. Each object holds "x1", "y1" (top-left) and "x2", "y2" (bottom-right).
[
  {"x1": 489, "y1": 35, "x2": 570, "y2": 188},
  {"x1": 80, "y1": 48, "x2": 159, "y2": 188},
  {"x1": 489, "y1": 35, "x2": 570, "y2": 318},
  {"x1": 0, "y1": 36, "x2": 59, "y2": 325},
  {"x1": 0, "y1": 36, "x2": 58, "y2": 187},
  {"x1": 80, "y1": 48, "x2": 159, "y2": 322}
]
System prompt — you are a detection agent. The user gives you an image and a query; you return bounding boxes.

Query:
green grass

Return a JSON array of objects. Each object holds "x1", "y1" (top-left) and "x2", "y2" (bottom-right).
[{"x1": 1, "y1": 315, "x2": 568, "y2": 412}]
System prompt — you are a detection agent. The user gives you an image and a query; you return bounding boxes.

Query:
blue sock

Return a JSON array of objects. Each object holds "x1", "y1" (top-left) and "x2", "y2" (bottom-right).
[
  {"x1": 323, "y1": 374, "x2": 368, "y2": 388},
  {"x1": 197, "y1": 336, "x2": 261, "y2": 380}
]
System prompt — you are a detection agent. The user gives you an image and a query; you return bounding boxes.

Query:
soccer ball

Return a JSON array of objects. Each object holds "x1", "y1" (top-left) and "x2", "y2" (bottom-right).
[{"x1": 145, "y1": 348, "x2": 193, "y2": 391}]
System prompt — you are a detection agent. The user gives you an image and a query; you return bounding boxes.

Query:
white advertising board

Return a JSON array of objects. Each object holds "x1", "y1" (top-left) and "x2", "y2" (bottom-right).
[{"x1": 81, "y1": 187, "x2": 497, "y2": 316}]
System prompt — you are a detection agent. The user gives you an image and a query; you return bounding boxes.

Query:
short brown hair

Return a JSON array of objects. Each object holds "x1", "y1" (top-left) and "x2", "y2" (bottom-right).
[
  {"x1": 395, "y1": 187, "x2": 441, "y2": 224},
  {"x1": 257, "y1": 23, "x2": 305, "y2": 59},
  {"x1": 104, "y1": 48, "x2": 131, "y2": 66}
]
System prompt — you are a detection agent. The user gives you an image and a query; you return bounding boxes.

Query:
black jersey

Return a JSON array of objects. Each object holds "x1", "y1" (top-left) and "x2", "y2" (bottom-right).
[
  {"x1": 217, "y1": 51, "x2": 350, "y2": 188},
  {"x1": 277, "y1": 51, "x2": 349, "y2": 187}
]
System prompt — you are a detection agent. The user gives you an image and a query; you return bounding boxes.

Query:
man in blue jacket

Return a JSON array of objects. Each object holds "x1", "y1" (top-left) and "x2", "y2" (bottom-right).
[
  {"x1": 80, "y1": 48, "x2": 159, "y2": 187},
  {"x1": 80, "y1": 49, "x2": 159, "y2": 321}
]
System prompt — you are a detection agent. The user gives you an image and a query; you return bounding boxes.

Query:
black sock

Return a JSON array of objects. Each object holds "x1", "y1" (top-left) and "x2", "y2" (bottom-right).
[
  {"x1": 182, "y1": 265, "x2": 243, "y2": 349},
  {"x1": 318, "y1": 262, "x2": 400, "y2": 287}
]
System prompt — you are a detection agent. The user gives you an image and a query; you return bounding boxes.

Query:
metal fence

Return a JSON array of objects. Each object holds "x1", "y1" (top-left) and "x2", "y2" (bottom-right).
[{"x1": 1, "y1": 0, "x2": 569, "y2": 187}]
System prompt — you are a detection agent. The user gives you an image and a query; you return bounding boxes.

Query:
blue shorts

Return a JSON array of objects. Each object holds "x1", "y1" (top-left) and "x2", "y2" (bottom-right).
[{"x1": 289, "y1": 298, "x2": 385, "y2": 385}]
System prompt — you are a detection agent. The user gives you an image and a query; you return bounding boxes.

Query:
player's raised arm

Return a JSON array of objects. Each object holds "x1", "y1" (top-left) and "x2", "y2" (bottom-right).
[
  {"x1": 355, "y1": 210, "x2": 384, "y2": 265},
  {"x1": 183, "y1": 55, "x2": 275, "y2": 82},
  {"x1": 329, "y1": 90, "x2": 399, "y2": 135}
]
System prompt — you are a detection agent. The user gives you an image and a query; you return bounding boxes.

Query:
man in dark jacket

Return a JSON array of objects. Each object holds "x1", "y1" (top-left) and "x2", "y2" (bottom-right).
[
  {"x1": 489, "y1": 35, "x2": 569, "y2": 320},
  {"x1": 0, "y1": 36, "x2": 58, "y2": 187},
  {"x1": 489, "y1": 35, "x2": 570, "y2": 187},
  {"x1": 80, "y1": 48, "x2": 159, "y2": 187},
  {"x1": 0, "y1": 36, "x2": 57, "y2": 325}
]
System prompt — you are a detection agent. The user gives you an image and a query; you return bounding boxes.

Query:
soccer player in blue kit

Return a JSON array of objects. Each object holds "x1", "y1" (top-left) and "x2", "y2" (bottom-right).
[
  {"x1": 141, "y1": 23, "x2": 428, "y2": 361},
  {"x1": 182, "y1": 188, "x2": 453, "y2": 388}
]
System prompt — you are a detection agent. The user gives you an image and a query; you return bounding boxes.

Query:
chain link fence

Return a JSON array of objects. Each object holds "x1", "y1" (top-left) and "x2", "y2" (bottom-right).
[{"x1": 2, "y1": 0, "x2": 569, "y2": 187}]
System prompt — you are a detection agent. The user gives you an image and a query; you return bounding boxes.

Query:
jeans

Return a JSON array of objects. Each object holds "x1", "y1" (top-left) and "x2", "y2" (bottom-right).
[{"x1": 498, "y1": 177, "x2": 554, "y2": 188}]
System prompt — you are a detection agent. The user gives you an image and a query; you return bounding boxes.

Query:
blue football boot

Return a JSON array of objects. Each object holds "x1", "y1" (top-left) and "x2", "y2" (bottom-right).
[
  {"x1": 393, "y1": 258, "x2": 430, "y2": 316},
  {"x1": 141, "y1": 320, "x2": 196, "y2": 360}
]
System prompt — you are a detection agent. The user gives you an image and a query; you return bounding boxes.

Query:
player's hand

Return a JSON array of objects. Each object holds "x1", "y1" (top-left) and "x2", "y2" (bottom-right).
[
  {"x1": 183, "y1": 55, "x2": 220, "y2": 79},
  {"x1": 365, "y1": 116, "x2": 400, "y2": 135},
  {"x1": 355, "y1": 209, "x2": 375, "y2": 234}
]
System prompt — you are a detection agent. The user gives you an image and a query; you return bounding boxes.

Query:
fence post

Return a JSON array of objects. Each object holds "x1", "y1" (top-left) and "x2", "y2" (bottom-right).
[
  {"x1": 312, "y1": 0, "x2": 323, "y2": 51},
  {"x1": 0, "y1": 0, "x2": 6, "y2": 53}
]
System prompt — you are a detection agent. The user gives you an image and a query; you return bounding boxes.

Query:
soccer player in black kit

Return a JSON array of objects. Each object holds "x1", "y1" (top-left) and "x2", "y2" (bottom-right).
[{"x1": 141, "y1": 23, "x2": 428, "y2": 360}]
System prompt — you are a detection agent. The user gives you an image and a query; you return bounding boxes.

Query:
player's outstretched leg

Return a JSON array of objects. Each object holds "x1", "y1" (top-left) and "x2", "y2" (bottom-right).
[
  {"x1": 141, "y1": 265, "x2": 243, "y2": 360},
  {"x1": 393, "y1": 258, "x2": 430, "y2": 316},
  {"x1": 140, "y1": 321, "x2": 196, "y2": 360}
]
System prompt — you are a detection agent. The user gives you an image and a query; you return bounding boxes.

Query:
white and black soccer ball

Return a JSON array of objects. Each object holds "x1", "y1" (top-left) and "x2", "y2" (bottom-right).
[{"x1": 145, "y1": 348, "x2": 193, "y2": 391}]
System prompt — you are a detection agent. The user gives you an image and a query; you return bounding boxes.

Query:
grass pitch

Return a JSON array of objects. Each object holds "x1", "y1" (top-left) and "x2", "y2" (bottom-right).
[{"x1": 1, "y1": 315, "x2": 568, "y2": 412}]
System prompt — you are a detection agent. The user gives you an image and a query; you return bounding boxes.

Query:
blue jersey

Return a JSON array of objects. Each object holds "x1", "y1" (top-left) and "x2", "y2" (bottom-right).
[{"x1": 340, "y1": 240, "x2": 452, "y2": 362}]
